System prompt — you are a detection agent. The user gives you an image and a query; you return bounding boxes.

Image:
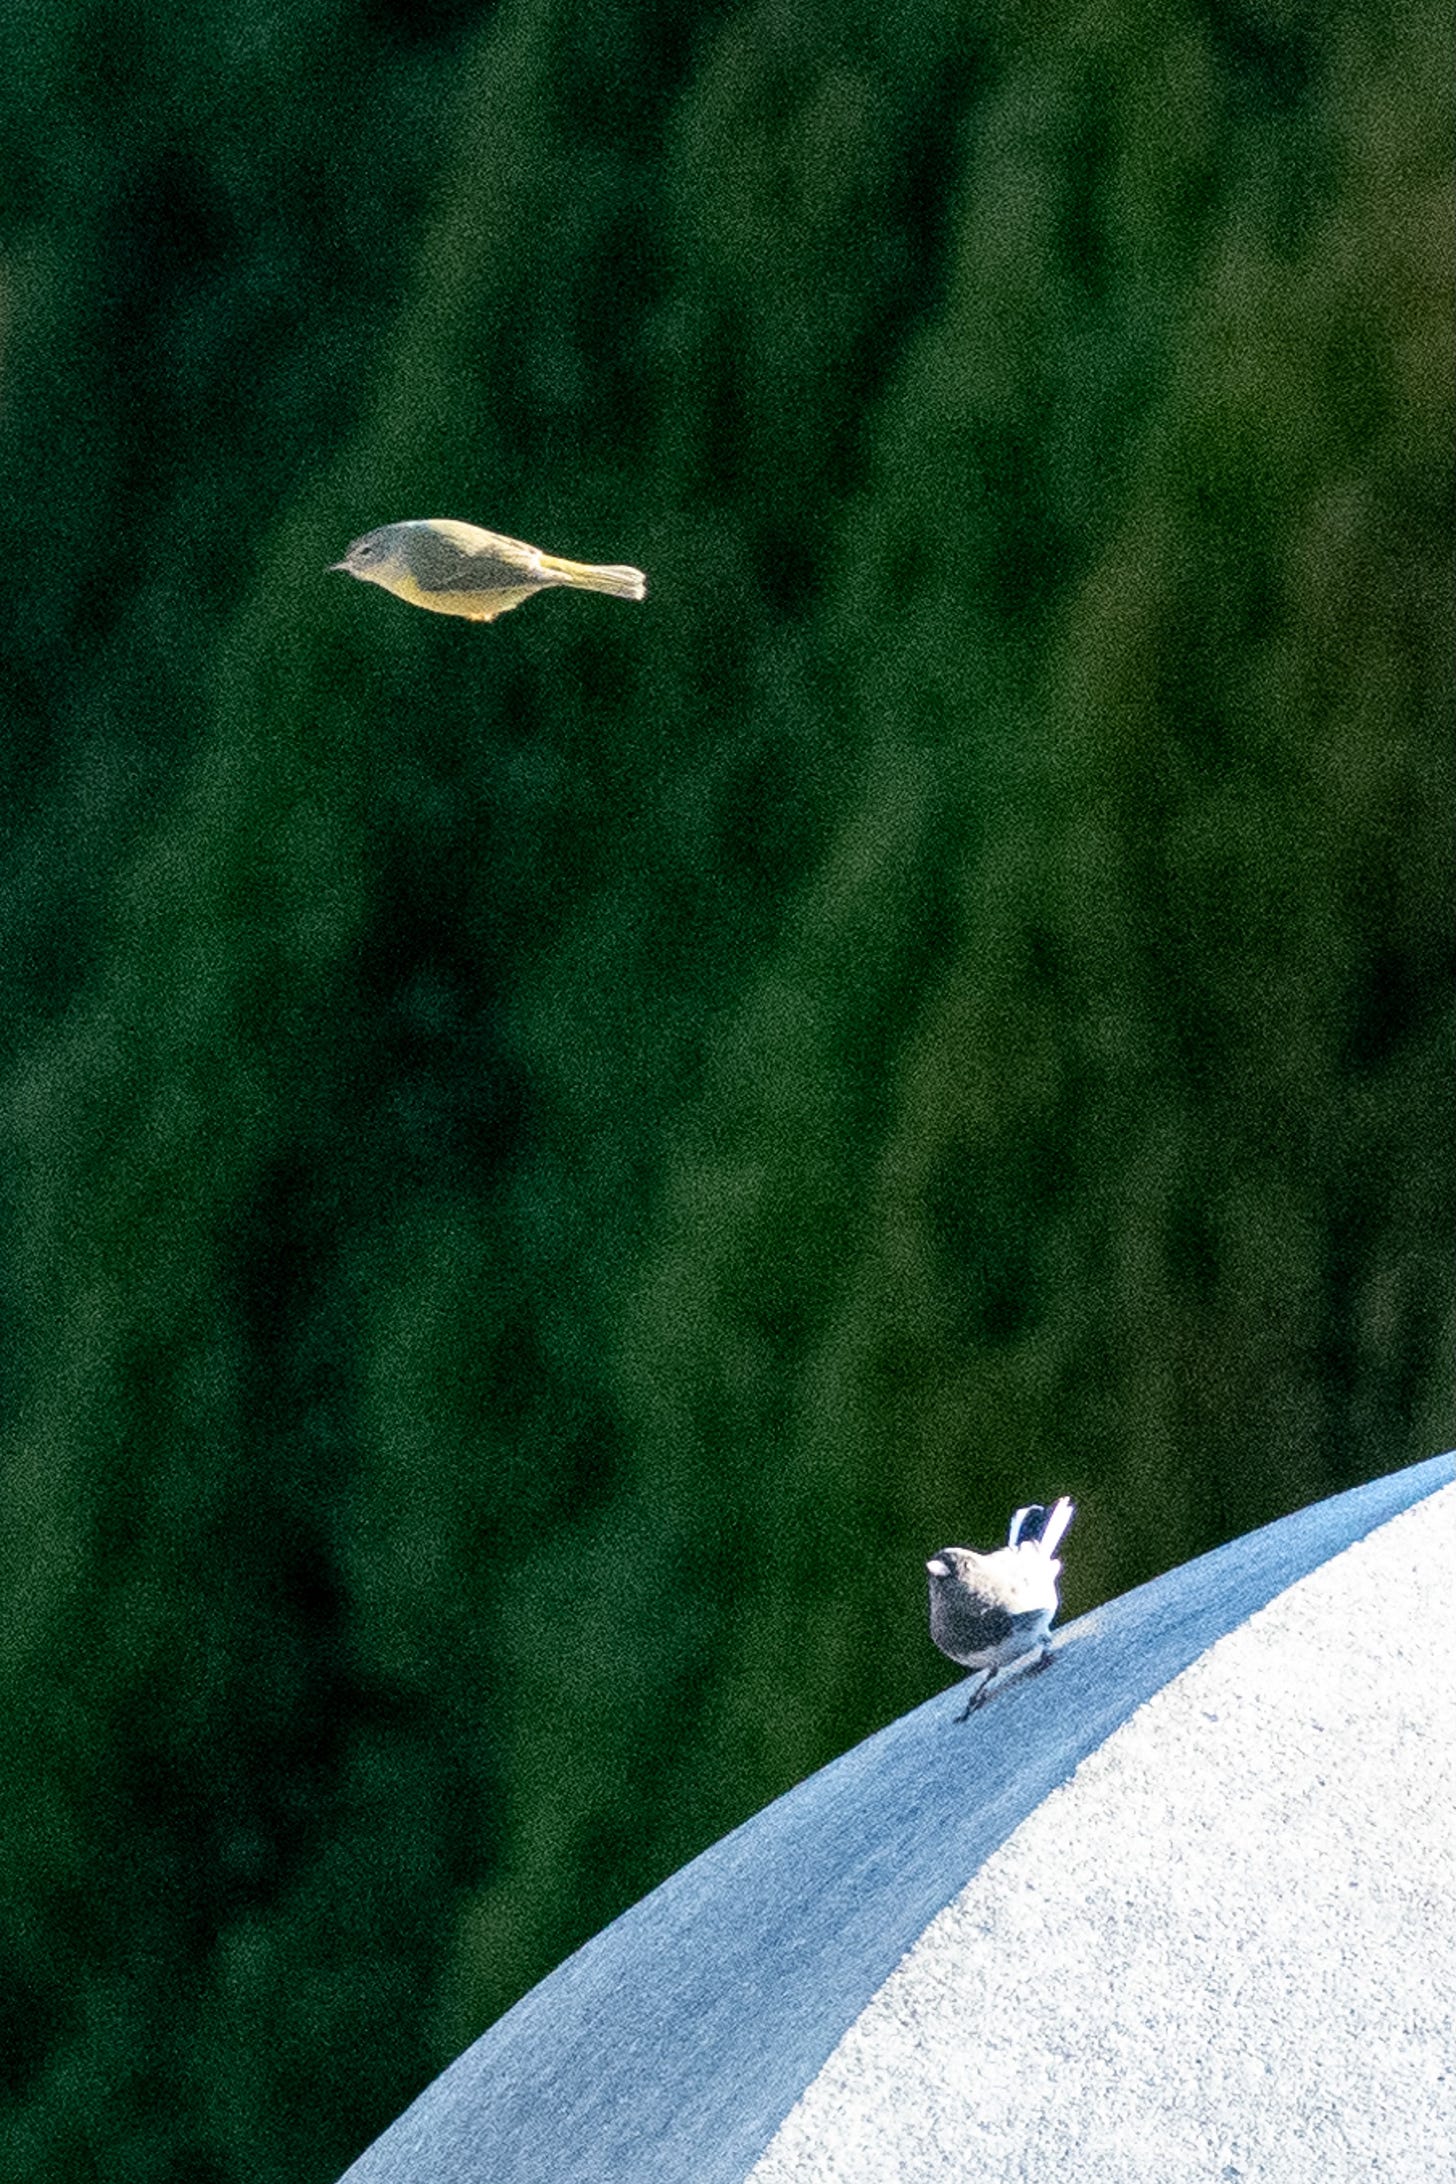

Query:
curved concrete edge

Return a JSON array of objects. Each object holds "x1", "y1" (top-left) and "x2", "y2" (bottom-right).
[
  {"x1": 749, "y1": 1477, "x2": 1456, "y2": 2182},
  {"x1": 336, "y1": 1452, "x2": 1455, "y2": 2184}
]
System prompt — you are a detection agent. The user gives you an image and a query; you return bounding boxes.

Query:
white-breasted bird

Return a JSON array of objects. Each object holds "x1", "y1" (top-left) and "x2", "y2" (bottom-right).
[{"x1": 926, "y1": 1497, "x2": 1075, "y2": 1719}]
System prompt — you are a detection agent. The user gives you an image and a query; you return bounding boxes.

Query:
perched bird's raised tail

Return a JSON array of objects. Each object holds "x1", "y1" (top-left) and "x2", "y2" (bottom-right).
[{"x1": 1009, "y1": 1495, "x2": 1075, "y2": 1558}]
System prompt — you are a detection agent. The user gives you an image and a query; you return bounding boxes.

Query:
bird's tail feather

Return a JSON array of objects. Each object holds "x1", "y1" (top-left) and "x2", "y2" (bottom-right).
[
  {"x1": 538, "y1": 554, "x2": 647, "y2": 600},
  {"x1": 1038, "y1": 1496, "x2": 1076, "y2": 1557}
]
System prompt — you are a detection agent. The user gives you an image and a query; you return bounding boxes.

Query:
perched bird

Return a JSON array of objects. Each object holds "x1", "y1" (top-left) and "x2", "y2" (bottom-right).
[
  {"x1": 926, "y1": 1497, "x2": 1075, "y2": 1719},
  {"x1": 330, "y1": 519, "x2": 647, "y2": 623}
]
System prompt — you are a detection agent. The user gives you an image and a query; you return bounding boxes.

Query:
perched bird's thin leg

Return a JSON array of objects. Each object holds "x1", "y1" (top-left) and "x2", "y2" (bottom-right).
[
  {"x1": 1028, "y1": 1640, "x2": 1056, "y2": 1675},
  {"x1": 956, "y1": 1668, "x2": 997, "y2": 1721}
]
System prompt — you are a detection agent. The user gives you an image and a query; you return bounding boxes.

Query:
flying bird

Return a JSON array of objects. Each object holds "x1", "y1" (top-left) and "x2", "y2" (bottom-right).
[
  {"x1": 330, "y1": 519, "x2": 647, "y2": 623},
  {"x1": 926, "y1": 1497, "x2": 1075, "y2": 1718}
]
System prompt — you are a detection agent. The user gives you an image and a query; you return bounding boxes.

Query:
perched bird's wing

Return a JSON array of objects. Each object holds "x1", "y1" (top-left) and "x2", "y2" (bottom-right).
[{"x1": 995, "y1": 1561, "x2": 1060, "y2": 1617}]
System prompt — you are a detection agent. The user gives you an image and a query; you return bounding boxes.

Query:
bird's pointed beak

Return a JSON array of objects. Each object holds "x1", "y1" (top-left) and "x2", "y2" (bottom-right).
[{"x1": 328, "y1": 560, "x2": 351, "y2": 573}]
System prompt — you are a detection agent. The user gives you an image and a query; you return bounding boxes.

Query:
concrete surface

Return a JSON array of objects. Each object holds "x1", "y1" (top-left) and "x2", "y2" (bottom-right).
[
  {"x1": 334, "y1": 1451, "x2": 1454, "y2": 2184},
  {"x1": 749, "y1": 1478, "x2": 1455, "y2": 2183}
]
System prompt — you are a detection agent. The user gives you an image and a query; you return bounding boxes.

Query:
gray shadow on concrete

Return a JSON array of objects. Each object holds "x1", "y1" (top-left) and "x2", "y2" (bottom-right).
[{"x1": 337, "y1": 1451, "x2": 1453, "y2": 2184}]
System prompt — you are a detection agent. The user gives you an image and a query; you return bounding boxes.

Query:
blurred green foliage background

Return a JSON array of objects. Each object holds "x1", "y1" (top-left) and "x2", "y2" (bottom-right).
[{"x1": 0, "y1": 0, "x2": 1450, "y2": 2175}]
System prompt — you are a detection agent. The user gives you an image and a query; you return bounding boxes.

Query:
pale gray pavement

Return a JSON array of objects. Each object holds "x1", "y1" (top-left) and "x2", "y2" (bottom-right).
[
  {"x1": 335, "y1": 1451, "x2": 1454, "y2": 2184},
  {"x1": 749, "y1": 1479, "x2": 1456, "y2": 2183}
]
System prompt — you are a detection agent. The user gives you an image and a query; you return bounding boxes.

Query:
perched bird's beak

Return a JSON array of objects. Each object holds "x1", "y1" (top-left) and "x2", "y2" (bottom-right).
[{"x1": 327, "y1": 559, "x2": 351, "y2": 573}]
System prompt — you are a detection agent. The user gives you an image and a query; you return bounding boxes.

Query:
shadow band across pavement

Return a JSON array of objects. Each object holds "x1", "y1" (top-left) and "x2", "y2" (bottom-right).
[{"x1": 337, "y1": 1450, "x2": 1455, "y2": 2184}]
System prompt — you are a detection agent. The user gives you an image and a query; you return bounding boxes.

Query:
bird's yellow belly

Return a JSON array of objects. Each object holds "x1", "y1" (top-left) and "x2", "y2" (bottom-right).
[{"x1": 395, "y1": 571, "x2": 537, "y2": 621}]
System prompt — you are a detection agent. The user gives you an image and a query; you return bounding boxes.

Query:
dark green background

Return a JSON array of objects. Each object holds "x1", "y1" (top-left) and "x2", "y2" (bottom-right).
[{"x1": 0, "y1": 0, "x2": 1449, "y2": 2176}]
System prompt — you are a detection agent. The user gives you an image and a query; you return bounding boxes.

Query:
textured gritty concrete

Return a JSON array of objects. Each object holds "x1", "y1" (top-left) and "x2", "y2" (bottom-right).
[
  {"x1": 747, "y1": 1481, "x2": 1456, "y2": 2183},
  {"x1": 334, "y1": 1453, "x2": 1454, "y2": 2184}
]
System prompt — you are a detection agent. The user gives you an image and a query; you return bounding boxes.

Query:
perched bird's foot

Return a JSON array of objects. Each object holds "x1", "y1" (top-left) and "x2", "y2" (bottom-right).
[
  {"x1": 1029, "y1": 1645, "x2": 1056, "y2": 1675},
  {"x1": 956, "y1": 1672, "x2": 995, "y2": 1720}
]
